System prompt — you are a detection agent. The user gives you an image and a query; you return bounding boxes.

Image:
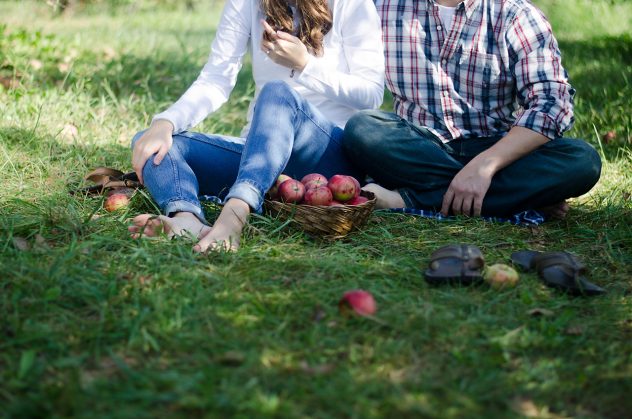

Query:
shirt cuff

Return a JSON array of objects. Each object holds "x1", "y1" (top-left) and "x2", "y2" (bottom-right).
[
  {"x1": 513, "y1": 109, "x2": 565, "y2": 140},
  {"x1": 151, "y1": 112, "x2": 181, "y2": 134},
  {"x1": 293, "y1": 55, "x2": 326, "y2": 91}
]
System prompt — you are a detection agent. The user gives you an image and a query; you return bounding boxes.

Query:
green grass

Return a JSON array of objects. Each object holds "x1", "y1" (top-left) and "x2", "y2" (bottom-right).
[{"x1": 1, "y1": 0, "x2": 631, "y2": 417}]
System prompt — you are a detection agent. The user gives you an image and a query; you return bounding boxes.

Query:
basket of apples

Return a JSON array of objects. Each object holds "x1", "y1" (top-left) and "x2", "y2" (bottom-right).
[{"x1": 264, "y1": 173, "x2": 376, "y2": 238}]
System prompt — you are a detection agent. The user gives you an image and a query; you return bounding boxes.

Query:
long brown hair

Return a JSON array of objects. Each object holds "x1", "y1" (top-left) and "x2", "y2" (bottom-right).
[{"x1": 261, "y1": 0, "x2": 332, "y2": 57}]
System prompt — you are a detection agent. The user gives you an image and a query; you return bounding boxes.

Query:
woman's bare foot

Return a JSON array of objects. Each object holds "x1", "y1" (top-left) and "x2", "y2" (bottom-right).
[
  {"x1": 193, "y1": 198, "x2": 250, "y2": 252},
  {"x1": 537, "y1": 201, "x2": 570, "y2": 220},
  {"x1": 362, "y1": 183, "x2": 405, "y2": 209},
  {"x1": 129, "y1": 212, "x2": 210, "y2": 239}
]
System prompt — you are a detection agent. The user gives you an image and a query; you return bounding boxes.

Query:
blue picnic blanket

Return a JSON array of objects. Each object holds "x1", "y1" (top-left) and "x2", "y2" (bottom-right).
[{"x1": 200, "y1": 195, "x2": 545, "y2": 226}]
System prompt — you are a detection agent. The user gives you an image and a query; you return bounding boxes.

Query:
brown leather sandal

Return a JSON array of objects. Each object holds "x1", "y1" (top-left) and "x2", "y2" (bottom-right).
[
  {"x1": 70, "y1": 167, "x2": 141, "y2": 196},
  {"x1": 424, "y1": 244, "x2": 485, "y2": 285},
  {"x1": 511, "y1": 250, "x2": 605, "y2": 296}
]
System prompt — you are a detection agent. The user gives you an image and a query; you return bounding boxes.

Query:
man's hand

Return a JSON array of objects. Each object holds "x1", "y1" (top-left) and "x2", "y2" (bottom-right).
[
  {"x1": 260, "y1": 20, "x2": 309, "y2": 71},
  {"x1": 131, "y1": 119, "x2": 174, "y2": 184},
  {"x1": 440, "y1": 126, "x2": 550, "y2": 217},
  {"x1": 441, "y1": 160, "x2": 494, "y2": 217}
]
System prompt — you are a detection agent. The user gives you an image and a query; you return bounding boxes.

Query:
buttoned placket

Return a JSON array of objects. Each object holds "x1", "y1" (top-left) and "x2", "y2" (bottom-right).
[{"x1": 436, "y1": 1, "x2": 467, "y2": 140}]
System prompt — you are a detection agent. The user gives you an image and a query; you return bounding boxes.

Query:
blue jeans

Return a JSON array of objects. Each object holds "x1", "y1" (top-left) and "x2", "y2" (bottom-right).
[
  {"x1": 132, "y1": 81, "x2": 363, "y2": 222},
  {"x1": 342, "y1": 110, "x2": 602, "y2": 216}
]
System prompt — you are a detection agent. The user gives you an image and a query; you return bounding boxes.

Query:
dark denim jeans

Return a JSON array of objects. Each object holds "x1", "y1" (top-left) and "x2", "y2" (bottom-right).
[
  {"x1": 342, "y1": 110, "x2": 602, "y2": 216},
  {"x1": 132, "y1": 81, "x2": 363, "y2": 222}
]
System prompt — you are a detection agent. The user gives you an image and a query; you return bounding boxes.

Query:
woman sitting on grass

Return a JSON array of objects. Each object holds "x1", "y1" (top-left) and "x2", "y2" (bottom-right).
[{"x1": 128, "y1": 0, "x2": 384, "y2": 251}]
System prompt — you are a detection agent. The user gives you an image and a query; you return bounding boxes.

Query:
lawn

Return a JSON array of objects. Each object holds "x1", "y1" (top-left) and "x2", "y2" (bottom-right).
[{"x1": 1, "y1": 0, "x2": 631, "y2": 417}]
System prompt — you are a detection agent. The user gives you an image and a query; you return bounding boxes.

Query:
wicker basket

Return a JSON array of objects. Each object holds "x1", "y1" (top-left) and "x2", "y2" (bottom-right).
[{"x1": 264, "y1": 191, "x2": 376, "y2": 238}]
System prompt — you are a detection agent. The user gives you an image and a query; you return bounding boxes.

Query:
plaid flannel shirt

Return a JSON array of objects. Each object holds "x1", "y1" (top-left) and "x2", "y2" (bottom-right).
[{"x1": 376, "y1": 0, "x2": 575, "y2": 142}]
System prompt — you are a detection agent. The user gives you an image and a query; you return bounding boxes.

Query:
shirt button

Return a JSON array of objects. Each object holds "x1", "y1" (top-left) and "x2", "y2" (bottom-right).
[{"x1": 437, "y1": 25, "x2": 443, "y2": 31}]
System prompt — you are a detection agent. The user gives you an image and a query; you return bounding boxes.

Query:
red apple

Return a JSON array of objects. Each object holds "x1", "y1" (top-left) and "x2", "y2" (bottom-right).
[
  {"x1": 329, "y1": 200, "x2": 344, "y2": 206},
  {"x1": 338, "y1": 290, "x2": 376, "y2": 317},
  {"x1": 349, "y1": 176, "x2": 361, "y2": 198},
  {"x1": 328, "y1": 175, "x2": 357, "y2": 203},
  {"x1": 278, "y1": 179, "x2": 305, "y2": 203},
  {"x1": 346, "y1": 196, "x2": 368, "y2": 206},
  {"x1": 301, "y1": 173, "x2": 328, "y2": 190},
  {"x1": 303, "y1": 186, "x2": 332, "y2": 206},
  {"x1": 267, "y1": 174, "x2": 293, "y2": 200},
  {"x1": 104, "y1": 193, "x2": 130, "y2": 212},
  {"x1": 484, "y1": 264, "x2": 520, "y2": 290}
]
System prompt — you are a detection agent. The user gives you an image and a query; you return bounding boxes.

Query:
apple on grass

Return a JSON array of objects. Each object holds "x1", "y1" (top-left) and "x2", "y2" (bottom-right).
[
  {"x1": 104, "y1": 193, "x2": 130, "y2": 212},
  {"x1": 484, "y1": 264, "x2": 520, "y2": 289},
  {"x1": 338, "y1": 290, "x2": 377, "y2": 317}
]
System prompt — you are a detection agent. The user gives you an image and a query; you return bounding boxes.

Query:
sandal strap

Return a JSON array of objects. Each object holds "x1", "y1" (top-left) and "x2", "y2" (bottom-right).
[
  {"x1": 533, "y1": 251, "x2": 586, "y2": 278},
  {"x1": 430, "y1": 244, "x2": 485, "y2": 270}
]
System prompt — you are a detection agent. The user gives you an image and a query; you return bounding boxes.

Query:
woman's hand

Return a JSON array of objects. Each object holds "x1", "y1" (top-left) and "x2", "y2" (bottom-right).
[
  {"x1": 260, "y1": 20, "x2": 309, "y2": 71},
  {"x1": 131, "y1": 119, "x2": 174, "y2": 184}
]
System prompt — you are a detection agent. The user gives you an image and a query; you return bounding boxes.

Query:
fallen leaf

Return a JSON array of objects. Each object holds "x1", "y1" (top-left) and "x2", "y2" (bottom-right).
[
  {"x1": 601, "y1": 130, "x2": 616, "y2": 144},
  {"x1": 138, "y1": 275, "x2": 152, "y2": 285},
  {"x1": 298, "y1": 361, "x2": 334, "y2": 375},
  {"x1": 12, "y1": 237, "x2": 30, "y2": 251},
  {"x1": 102, "y1": 46, "x2": 117, "y2": 61},
  {"x1": 527, "y1": 308, "x2": 554, "y2": 317},
  {"x1": 216, "y1": 351, "x2": 245, "y2": 366},
  {"x1": 510, "y1": 397, "x2": 540, "y2": 417},
  {"x1": 0, "y1": 75, "x2": 19, "y2": 89},
  {"x1": 564, "y1": 325, "x2": 584, "y2": 335},
  {"x1": 34, "y1": 234, "x2": 51, "y2": 250},
  {"x1": 60, "y1": 123, "x2": 78, "y2": 141},
  {"x1": 29, "y1": 59, "x2": 43, "y2": 70}
]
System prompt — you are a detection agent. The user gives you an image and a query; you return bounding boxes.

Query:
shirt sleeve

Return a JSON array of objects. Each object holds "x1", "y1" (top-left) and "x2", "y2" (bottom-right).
[
  {"x1": 293, "y1": 0, "x2": 385, "y2": 110},
  {"x1": 506, "y1": 4, "x2": 575, "y2": 140},
  {"x1": 152, "y1": 0, "x2": 251, "y2": 134}
]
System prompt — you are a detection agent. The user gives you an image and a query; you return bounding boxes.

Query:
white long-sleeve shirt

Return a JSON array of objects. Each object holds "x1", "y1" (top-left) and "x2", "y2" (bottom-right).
[{"x1": 154, "y1": 0, "x2": 385, "y2": 136}]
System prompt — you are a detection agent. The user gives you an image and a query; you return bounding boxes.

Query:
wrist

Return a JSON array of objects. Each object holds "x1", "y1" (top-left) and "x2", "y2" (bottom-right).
[{"x1": 151, "y1": 118, "x2": 175, "y2": 134}]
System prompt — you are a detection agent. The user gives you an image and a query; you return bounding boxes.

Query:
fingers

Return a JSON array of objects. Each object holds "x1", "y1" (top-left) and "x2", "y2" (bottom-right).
[
  {"x1": 274, "y1": 30, "x2": 298, "y2": 43},
  {"x1": 131, "y1": 151, "x2": 146, "y2": 185},
  {"x1": 440, "y1": 189, "x2": 454, "y2": 216},
  {"x1": 153, "y1": 143, "x2": 169, "y2": 165},
  {"x1": 261, "y1": 20, "x2": 278, "y2": 41}
]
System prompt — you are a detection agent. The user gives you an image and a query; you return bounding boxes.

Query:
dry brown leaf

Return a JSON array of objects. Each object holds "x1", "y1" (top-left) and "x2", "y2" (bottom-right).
[
  {"x1": 527, "y1": 308, "x2": 554, "y2": 317},
  {"x1": 564, "y1": 325, "x2": 584, "y2": 336},
  {"x1": 0, "y1": 75, "x2": 19, "y2": 90},
  {"x1": 298, "y1": 361, "x2": 335, "y2": 375},
  {"x1": 217, "y1": 351, "x2": 245, "y2": 366}
]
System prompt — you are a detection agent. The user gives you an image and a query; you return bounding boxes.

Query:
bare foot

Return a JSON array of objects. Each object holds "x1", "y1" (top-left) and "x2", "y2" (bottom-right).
[
  {"x1": 362, "y1": 183, "x2": 405, "y2": 209},
  {"x1": 193, "y1": 198, "x2": 250, "y2": 252},
  {"x1": 129, "y1": 212, "x2": 210, "y2": 239},
  {"x1": 537, "y1": 201, "x2": 570, "y2": 220}
]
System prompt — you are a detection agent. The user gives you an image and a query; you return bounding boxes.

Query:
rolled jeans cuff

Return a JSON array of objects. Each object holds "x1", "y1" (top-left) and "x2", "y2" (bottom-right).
[
  {"x1": 163, "y1": 199, "x2": 208, "y2": 225},
  {"x1": 225, "y1": 181, "x2": 264, "y2": 214},
  {"x1": 398, "y1": 188, "x2": 417, "y2": 209}
]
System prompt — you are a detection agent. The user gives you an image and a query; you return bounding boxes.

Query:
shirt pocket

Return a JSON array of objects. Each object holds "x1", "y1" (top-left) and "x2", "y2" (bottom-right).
[{"x1": 455, "y1": 50, "x2": 507, "y2": 112}]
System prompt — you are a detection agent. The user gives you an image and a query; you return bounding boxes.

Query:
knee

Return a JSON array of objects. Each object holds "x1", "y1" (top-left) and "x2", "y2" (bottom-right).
[
  {"x1": 559, "y1": 139, "x2": 602, "y2": 191},
  {"x1": 258, "y1": 80, "x2": 296, "y2": 103},
  {"x1": 342, "y1": 110, "x2": 390, "y2": 157}
]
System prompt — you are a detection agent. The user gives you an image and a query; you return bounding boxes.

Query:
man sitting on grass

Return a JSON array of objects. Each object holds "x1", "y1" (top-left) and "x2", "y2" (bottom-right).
[{"x1": 343, "y1": 0, "x2": 601, "y2": 219}]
